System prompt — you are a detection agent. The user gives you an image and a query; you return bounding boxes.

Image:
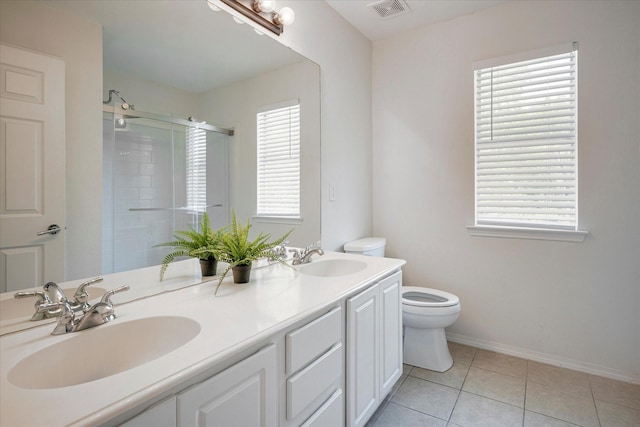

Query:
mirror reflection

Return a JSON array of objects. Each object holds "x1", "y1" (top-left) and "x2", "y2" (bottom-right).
[{"x1": 2, "y1": 0, "x2": 320, "y2": 283}]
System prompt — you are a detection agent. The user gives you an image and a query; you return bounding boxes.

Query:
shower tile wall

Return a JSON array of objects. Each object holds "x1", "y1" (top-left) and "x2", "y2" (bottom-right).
[{"x1": 103, "y1": 119, "x2": 187, "y2": 273}]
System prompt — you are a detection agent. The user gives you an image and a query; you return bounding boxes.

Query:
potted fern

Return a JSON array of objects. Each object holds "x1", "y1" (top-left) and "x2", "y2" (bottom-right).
[
  {"x1": 155, "y1": 212, "x2": 226, "y2": 280},
  {"x1": 196, "y1": 211, "x2": 291, "y2": 294}
]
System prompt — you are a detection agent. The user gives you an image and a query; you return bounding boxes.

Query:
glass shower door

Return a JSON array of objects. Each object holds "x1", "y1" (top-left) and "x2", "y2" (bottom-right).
[{"x1": 102, "y1": 111, "x2": 229, "y2": 274}]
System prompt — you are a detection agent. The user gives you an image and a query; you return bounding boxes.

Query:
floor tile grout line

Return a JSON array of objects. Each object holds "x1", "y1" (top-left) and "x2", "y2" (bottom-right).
[
  {"x1": 459, "y1": 389, "x2": 526, "y2": 411},
  {"x1": 525, "y1": 409, "x2": 585, "y2": 427},
  {"x1": 588, "y1": 374, "x2": 603, "y2": 427},
  {"x1": 385, "y1": 399, "x2": 451, "y2": 424},
  {"x1": 446, "y1": 347, "x2": 476, "y2": 423}
]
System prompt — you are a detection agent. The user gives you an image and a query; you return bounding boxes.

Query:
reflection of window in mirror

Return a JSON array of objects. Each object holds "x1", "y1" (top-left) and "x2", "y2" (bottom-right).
[
  {"x1": 256, "y1": 100, "x2": 301, "y2": 219},
  {"x1": 186, "y1": 127, "x2": 207, "y2": 213}
]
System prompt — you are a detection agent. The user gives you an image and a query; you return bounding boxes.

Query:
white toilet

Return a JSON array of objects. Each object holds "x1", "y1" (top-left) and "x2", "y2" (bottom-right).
[
  {"x1": 344, "y1": 237, "x2": 386, "y2": 257},
  {"x1": 402, "y1": 286, "x2": 461, "y2": 372}
]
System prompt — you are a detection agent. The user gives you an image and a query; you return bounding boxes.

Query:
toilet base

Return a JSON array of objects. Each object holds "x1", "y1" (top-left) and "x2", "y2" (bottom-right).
[{"x1": 403, "y1": 326, "x2": 453, "y2": 372}]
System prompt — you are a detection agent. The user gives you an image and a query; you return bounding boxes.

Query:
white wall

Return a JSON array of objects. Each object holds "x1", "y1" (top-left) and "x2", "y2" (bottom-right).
[
  {"x1": 372, "y1": 0, "x2": 640, "y2": 381},
  {"x1": 275, "y1": 1, "x2": 374, "y2": 251},
  {"x1": 104, "y1": 69, "x2": 200, "y2": 117},
  {"x1": 199, "y1": 60, "x2": 321, "y2": 247},
  {"x1": 0, "y1": 1, "x2": 103, "y2": 281}
]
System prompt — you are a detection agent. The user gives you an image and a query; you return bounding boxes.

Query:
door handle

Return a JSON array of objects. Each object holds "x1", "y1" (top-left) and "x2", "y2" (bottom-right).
[{"x1": 37, "y1": 224, "x2": 62, "y2": 236}]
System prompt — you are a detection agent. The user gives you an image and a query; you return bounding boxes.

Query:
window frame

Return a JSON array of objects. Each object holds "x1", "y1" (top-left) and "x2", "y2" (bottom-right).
[
  {"x1": 254, "y1": 99, "x2": 302, "y2": 222},
  {"x1": 467, "y1": 42, "x2": 588, "y2": 242}
]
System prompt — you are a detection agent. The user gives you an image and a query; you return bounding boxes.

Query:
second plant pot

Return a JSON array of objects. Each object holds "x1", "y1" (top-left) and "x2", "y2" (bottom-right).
[{"x1": 231, "y1": 263, "x2": 252, "y2": 283}]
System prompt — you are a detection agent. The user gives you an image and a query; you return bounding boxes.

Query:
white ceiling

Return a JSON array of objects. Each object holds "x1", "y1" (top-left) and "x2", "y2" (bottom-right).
[
  {"x1": 38, "y1": 0, "x2": 509, "y2": 94},
  {"x1": 41, "y1": 0, "x2": 304, "y2": 94},
  {"x1": 325, "y1": 0, "x2": 508, "y2": 41}
]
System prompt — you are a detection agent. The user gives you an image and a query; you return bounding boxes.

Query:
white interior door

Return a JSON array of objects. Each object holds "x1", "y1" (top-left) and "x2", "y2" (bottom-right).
[{"x1": 0, "y1": 43, "x2": 65, "y2": 293}]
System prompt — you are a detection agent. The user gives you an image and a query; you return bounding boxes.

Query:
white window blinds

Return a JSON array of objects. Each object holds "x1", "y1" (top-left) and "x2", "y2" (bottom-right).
[
  {"x1": 186, "y1": 127, "x2": 207, "y2": 212},
  {"x1": 474, "y1": 43, "x2": 578, "y2": 230},
  {"x1": 257, "y1": 101, "x2": 300, "y2": 217}
]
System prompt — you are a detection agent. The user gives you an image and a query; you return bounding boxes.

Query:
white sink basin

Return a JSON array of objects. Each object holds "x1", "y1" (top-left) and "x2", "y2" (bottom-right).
[
  {"x1": 0, "y1": 287, "x2": 107, "y2": 322},
  {"x1": 298, "y1": 259, "x2": 367, "y2": 277},
  {"x1": 8, "y1": 316, "x2": 200, "y2": 389}
]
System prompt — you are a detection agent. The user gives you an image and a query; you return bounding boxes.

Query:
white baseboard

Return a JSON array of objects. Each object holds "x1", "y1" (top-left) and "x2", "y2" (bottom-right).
[{"x1": 446, "y1": 332, "x2": 639, "y2": 385}]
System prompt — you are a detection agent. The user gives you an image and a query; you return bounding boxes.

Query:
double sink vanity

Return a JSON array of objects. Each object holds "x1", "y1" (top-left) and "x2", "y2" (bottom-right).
[{"x1": 0, "y1": 251, "x2": 405, "y2": 427}]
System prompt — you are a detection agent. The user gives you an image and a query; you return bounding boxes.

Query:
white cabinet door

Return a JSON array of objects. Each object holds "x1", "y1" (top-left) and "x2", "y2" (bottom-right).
[
  {"x1": 379, "y1": 271, "x2": 402, "y2": 397},
  {"x1": 346, "y1": 271, "x2": 403, "y2": 427},
  {"x1": 346, "y1": 284, "x2": 379, "y2": 427},
  {"x1": 120, "y1": 396, "x2": 177, "y2": 427},
  {"x1": 177, "y1": 344, "x2": 277, "y2": 427}
]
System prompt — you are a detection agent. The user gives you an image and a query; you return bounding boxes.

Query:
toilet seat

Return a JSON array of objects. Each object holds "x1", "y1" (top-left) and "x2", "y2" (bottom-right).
[{"x1": 402, "y1": 286, "x2": 460, "y2": 308}]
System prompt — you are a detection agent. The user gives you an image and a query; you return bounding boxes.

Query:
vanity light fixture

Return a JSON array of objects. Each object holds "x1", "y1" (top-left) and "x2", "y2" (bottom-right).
[
  {"x1": 252, "y1": 0, "x2": 275, "y2": 13},
  {"x1": 212, "y1": 0, "x2": 295, "y2": 36},
  {"x1": 273, "y1": 6, "x2": 295, "y2": 26}
]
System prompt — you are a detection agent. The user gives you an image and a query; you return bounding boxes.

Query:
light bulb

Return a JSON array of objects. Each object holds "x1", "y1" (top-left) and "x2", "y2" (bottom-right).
[
  {"x1": 253, "y1": 0, "x2": 276, "y2": 13},
  {"x1": 233, "y1": 16, "x2": 245, "y2": 25},
  {"x1": 274, "y1": 7, "x2": 295, "y2": 26},
  {"x1": 207, "y1": 1, "x2": 221, "y2": 12}
]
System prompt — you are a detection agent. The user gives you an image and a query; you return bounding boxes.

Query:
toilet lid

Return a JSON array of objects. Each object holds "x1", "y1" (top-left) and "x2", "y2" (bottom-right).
[{"x1": 402, "y1": 286, "x2": 460, "y2": 307}]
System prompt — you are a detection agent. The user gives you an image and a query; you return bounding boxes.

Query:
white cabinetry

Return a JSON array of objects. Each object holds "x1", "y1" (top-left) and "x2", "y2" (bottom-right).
[
  {"x1": 346, "y1": 271, "x2": 402, "y2": 427},
  {"x1": 284, "y1": 306, "x2": 344, "y2": 427},
  {"x1": 178, "y1": 344, "x2": 277, "y2": 427},
  {"x1": 118, "y1": 267, "x2": 403, "y2": 427},
  {"x1": 120, "y1": 395, "x2": 177, "y2": 427}
]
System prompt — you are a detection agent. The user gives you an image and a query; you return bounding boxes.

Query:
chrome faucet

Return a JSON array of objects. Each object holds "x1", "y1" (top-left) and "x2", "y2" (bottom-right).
[
  {"x1": 273, "y1": 241, "x2": 290, "y2": 259},
  {"x1": 291, "y1": 244, "x2": 324, "y2": 265},
  {"x1": 36, "y1": 285, "x2": 129, "y2": 335},
  {"x1": 15, "y1": 277, "x2": 103, "y2": 321},
  {"x1": 71, "y1": 277, "x2": 104, "y2": 312},
  {"x1": 13, "y1": 290, "x2": 56, "y2": 321}
]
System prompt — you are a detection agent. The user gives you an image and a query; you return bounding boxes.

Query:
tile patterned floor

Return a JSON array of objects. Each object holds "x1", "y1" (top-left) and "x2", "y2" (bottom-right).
[{"x1": 366, "y1": 342, "x2": 640, "y2": 427}]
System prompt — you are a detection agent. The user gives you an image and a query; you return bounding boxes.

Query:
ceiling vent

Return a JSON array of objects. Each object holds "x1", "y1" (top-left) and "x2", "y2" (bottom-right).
[{"x1": 367, "y1": 0, "x2": 411, "y2": 19}]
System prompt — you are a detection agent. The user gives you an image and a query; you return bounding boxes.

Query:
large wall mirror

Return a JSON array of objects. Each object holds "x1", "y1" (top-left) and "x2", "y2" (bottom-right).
[{"x1": 1, "y1": 1, "x2": 320, "y2": 283}]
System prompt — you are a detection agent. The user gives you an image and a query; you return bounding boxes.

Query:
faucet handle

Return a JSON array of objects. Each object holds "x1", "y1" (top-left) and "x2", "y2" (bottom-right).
[
  {"x1": 100, "y1": 285, "x2": 130, "y2": 305},
  {"x1": 274, "y1": 241, "x2": 290, "y2": 257},
  {"x1": 72, "y1": 277, "x2": 104, "y2": 307},
  {"x1": 37, "y1": 301, "x2": 65, "y2": 313},
  {"x1": 288, "y1": 248, "x2": 301, "y2": 260},
  {"x1": 15, "y1": 291, "x2": 58, "y2": 321},
  {"x1": 14, "y1": 290, "x2": 50, "y2": 303},
  {"x1": 304, "y1": 241, "x2": 322, "y2": 253},
  {"x1": 38, "y1": 299, "x2": 75, "y2": 335}
]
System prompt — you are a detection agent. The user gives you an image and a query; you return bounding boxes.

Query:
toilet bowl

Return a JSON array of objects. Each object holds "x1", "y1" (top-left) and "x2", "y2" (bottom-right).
[{"x1": 402, "y1": 286, "x2": 461, "y2": 372}]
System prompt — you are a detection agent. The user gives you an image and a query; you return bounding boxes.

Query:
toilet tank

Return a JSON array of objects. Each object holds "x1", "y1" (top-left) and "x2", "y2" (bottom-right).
[{"x1": 344, "y1": 237, "x2": 386, "y2": 257}]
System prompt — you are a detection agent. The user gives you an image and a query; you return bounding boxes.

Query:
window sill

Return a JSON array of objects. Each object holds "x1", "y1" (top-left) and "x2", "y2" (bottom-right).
[
  {"x1": 253, "y1": 215, "x2": 303, "y2": 225},
  {"x1": 466, "y1": 225, "x2": 588, "y2": 242}
]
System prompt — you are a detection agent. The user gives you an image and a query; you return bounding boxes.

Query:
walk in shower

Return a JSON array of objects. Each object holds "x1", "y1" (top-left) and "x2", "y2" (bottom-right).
[{"x1": 102, "y1": 95, "x2": 233, "y2": 274}]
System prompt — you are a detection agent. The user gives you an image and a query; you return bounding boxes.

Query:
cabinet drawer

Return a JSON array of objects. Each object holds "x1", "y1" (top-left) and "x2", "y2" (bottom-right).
[
  {"x1": 301, "y1": 388, "x2": 343, "y2": 427},
  {"x1": 286, "y1": 306, "x2": 342, "y2": 375},
  {"x1": 287, "y1": 343, "x2": 343, "y2": 420}
]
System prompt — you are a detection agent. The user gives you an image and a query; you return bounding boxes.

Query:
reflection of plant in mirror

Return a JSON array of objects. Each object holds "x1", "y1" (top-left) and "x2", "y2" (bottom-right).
[
  {"x1": 195, "y1": 210, "x2": 292, "y2": 294},
  {"x1": 155, "y1": 212, "x2": 226, "y2": 280}
]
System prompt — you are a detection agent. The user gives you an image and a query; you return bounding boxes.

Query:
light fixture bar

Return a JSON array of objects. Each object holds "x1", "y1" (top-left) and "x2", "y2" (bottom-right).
[{"x1": 220, "y1": 0, "x2": 283, "y2": 35}]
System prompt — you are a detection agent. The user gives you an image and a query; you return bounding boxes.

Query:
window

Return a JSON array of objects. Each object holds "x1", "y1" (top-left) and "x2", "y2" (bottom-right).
[
  {"x1": 473, "y1": 43, "x2": 581, "y2": 236},
  {"x1": 256, "y1": 100, "x2": 300, "y2": 218},
  {"x1": 186, "y1": 126, "x2": 207, "y2": 212}
]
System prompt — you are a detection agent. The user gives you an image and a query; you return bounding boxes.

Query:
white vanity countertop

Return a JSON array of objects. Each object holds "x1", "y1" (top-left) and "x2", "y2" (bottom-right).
[{"x1": 0, "y1": 251, "x2": 405, "y2": 427}]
